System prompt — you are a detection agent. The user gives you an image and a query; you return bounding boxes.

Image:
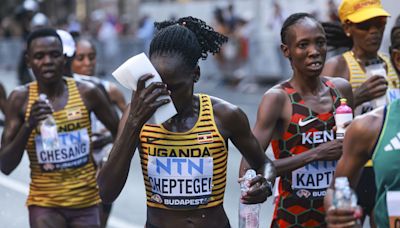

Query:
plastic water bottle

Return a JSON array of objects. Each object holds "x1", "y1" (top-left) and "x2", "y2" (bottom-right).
[
  {"x1": 39, "y1": 94, "x2": 59, "y2": 151},
  {"x1": 365, "y1": 59, "x2": 387, "y2": 108},
  {"x1": 333, "y1": 177, "x2": 357, "y2": 209},
  {"x1": 334, "y1": 98, "x2": 353, "y2": 139},
  {"x1": 239, "y1": 169, "x2": 260, "y2": 228}
]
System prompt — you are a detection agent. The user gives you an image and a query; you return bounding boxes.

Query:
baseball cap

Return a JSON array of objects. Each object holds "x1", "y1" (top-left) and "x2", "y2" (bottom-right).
[
  {"x1": 56, "y1": 29, "x2": 75, "y2": 57},
  {"x1": 338, "y1": 0, "x2": 390, "y2": 23}
]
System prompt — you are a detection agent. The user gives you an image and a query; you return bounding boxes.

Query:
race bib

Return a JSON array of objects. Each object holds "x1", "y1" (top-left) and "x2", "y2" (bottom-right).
[
  {"x1": 387, "y1": 89, "x2": 400, "y2": 103},
  {"x1": 35, "y1": 128, "x2": 90, "y2": 171},
  {"x1": 292, "y1": 160, "x2": 337, "y2": 199},
  {"x1": 147, "y1": 155, "x2": 213, "y2": 209},
  {"x1": 387, "y1": 191, "x2": 400, "y2": 228}
]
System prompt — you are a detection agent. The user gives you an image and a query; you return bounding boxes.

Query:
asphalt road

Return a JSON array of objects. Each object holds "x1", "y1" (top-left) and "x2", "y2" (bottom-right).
[{"x1": 0, "y1": 69, "x2": 277, "y2": 228}]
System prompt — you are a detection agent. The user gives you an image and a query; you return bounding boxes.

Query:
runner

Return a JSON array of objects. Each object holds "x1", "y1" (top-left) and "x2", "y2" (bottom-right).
[
  {"x1": 0, "y1": 28, "x2": 119, "y2": 228},
  {"x1": 97, "y1": 16, "x2": 275, "y2": 228},
  {"x1": 240, "y1": 13, "x2": 353, "y2": 227},
  {"x1": 321, "y1": 0, "x2": 398, "y2": 225},
  {"x1": 325, "y1": 15, "x2": 400, "y2": 228},
  {"x1": 71, "y1": 35, "x2": 126, "y2": 228}
]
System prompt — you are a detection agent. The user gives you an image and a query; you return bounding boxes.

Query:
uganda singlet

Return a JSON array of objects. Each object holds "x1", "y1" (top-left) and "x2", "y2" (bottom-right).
[
  {"x1": 139, "y1": 94, "x2": 228, "y2": 210},
  {"x1": 25, "y1": 78, "x2": 100, "y2": 208},
  {"x1": 271, "y1": 79, "x2": 341, "y2": 227},
  {"x1": 372, "y1": 100, "x2": 400, "y2": 228}
]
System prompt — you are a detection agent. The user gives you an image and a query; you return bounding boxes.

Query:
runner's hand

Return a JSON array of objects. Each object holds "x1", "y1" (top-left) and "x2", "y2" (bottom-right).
[
  {"x1": 354, "y1": 75, "x2": 388, "y2": 105},
  {"x1": 128, "y1": 74, "x2": 170, "y2": 125},
  {"x1": 240, "y1": 174, "x2": 272, "y2": 204},
  {"x1": 27, "y1": 99, "x2": 53, "y2": 128},
  {"x1": 326, "y1": 206, "x2": 362, "y2": 228},
  {"x1": 314, "y1": 139, "x2": 343, "y2": 161}
]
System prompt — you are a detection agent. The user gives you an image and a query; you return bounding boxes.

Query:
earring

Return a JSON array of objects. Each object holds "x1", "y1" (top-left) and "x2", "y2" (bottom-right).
[{"x1": 346, "y1": 33, "x2": 350, "y2": 37}]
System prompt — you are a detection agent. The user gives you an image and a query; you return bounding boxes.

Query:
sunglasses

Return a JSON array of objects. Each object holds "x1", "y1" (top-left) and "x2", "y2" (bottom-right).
[{"x1": 348, "y1": 17, "x2": 387, "y2": 31}]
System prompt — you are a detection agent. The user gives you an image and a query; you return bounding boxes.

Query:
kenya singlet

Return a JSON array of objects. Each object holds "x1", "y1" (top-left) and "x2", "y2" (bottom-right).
[
  {"x1": 25, "y1": 78, "x2": 100, "y2": 208},
  {"x1": 271, "y1": 80, "x2": 341, "y2": 227},
  {"x1": 372, "y1": 100, "x2": 400, "y2": 227},
  {"x1": 139, "y1": 94, "x2": 228, "y2": 210}
]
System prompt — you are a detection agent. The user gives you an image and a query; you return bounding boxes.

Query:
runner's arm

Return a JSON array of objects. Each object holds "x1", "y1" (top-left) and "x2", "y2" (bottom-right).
[
  {"x1": 97, "y1": 105, "x2": 141, "y2": 203},
  {"x1": 108, "y1": 83, "x2": 127, "y2": 113},
  {"x1": 221, "y1": 102, "x2": 275, "y2": 203},
  {"x1": 243, "y1": 87, "x2": 343, "y2": 176},
  {"x1": 85, "y1": 85, "x2": 119, "y2": 139},
  {"x1": 97, "y1": 75, "x2": 170, "y2": 203},
  {"x1": 324, "y1": 110, "x2": 381, "y2": 225},
  {"x1": 0, "y1": 89, "x2": 51, "y2": 174}
]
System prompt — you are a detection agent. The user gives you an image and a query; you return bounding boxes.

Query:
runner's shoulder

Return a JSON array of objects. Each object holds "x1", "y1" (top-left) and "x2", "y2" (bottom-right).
[
  {"x1": 348, "y1": 107, "x2": 384, "y2": 140},
  {"x1": 8, "y1": 84, "x2": 29, "y2": 104},
  {"x1": 260, "y1": 83, "x2": 289, "y2": 106}
]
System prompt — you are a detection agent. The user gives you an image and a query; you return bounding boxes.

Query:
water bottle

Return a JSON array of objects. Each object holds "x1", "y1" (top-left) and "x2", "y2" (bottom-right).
[
  {"x1": 239, "y1": 169, "x2": 260, "y2": 228},
  {"x1": 334, "y1": 98, "x2": 353, "y2": 139},
  {"x1": 365, "y1": 59, "x2": 387, "y2": 108},
  {"x1": 39, "y1": 94, "x2": 59, "y2": 151},
  {"x1": 333, "y1": 177, "x2": 357, "y2": 209}
]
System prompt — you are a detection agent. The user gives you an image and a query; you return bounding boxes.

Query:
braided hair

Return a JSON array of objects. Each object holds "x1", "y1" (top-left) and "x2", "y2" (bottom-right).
[
  {"x1": 322, "y1": 22, "x2": 353, "y2": 51},
  {"x1": 280, "y1": 13, "x2": 322, "y2": 45},
  {"x1": 149, "y1": 16, "x2": 228, "y2": 68}
]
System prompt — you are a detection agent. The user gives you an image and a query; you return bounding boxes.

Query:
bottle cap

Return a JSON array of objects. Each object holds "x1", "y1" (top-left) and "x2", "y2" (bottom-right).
[
  {"x1": 244, "y1": 169, "x2": 257, "y2": 180},
  {"x1": 39, "y1": 93, "x2": 47, "y2": 101},
  {"x1": 340, "y1": 98, "x2": 347, "y2": 104},
  {"x1": 335, "y1": 176, "x2": 349, "y2": 188}
]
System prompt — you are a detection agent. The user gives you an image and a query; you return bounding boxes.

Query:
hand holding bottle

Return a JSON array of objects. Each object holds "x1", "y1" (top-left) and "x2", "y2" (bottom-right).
[
  {"x1": 27, "y1": 94, "x2": 54, "y2": 129},
  {"x1": 239, "y1": 169, "x2": 261, "y2": 228},
  {"x1": 326, "y1": 177, "x2": 362, "y2": 227},
  {"x1": 37, "y1": 94, "x2": 59, "y2": 151}
]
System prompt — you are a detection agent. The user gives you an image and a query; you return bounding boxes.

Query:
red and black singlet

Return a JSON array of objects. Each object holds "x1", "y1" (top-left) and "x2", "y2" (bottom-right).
[{"x1": 271, "y1": 79, "x2": 341, "y2": 228}]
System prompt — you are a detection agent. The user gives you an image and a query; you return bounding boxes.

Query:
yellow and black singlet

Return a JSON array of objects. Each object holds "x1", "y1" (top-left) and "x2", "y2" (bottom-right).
[
  {"x1": 25, "y1": 78, "x2": 100, "y2": 208},
  {"x1": 139, "y1": 94, "x2": 228, "y2": 210},
  {"x1": 343, "y1": 51, "x2": 400, "y2": 167},
  {"x1": 343, "y1": 51, "x2": 399, "y2": 115}
]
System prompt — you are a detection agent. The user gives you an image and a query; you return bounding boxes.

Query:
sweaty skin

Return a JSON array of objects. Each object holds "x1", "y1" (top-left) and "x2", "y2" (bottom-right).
[
  {"x1": 240, "y1": 17, "x2": 353, "y2": 177},
  {"x1": 324, "y1": 108, "x2": 383, "y2": 227},
  {"x1": 322, "y1": 17, "x2": 389, "y2": 108},
  {"x1": 0, "y1": 36, "x2": 119, "y2": 175},
  {"x1": 97, "y1": 54, "x2": 275, "y2": 227}
]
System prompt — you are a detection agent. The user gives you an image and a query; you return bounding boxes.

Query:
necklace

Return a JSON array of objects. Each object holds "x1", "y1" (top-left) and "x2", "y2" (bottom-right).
[{"x1": 350, "y1": 50, "x2": 381, "y2": 66}]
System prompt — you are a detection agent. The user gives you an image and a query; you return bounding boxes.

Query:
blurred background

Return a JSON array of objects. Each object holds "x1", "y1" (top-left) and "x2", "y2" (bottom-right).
[{"x1": 0, "y1": 0, "x2": 398, "y2": 227}]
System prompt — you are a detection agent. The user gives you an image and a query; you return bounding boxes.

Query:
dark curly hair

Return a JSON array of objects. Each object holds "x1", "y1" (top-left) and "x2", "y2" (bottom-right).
[{"x1": 149, "y1": 16, "x2": 228, "y2": 68}]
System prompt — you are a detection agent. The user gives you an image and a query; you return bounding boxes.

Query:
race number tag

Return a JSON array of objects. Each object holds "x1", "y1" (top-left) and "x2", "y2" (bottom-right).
[
  {"x1": 292, "y1": 160, "x2": 337, "y2": 199},
  {"x1": 35, "y1": 128, "x2": 90, "y2": 171},
  {"x1": 387, "y1": 89, "x2": 400, "y2": 103},
  {"x1": 147, "y1": 156, "x2": 213, "y2": 209},
  {"x1": 387, "y1": 191, "x2": 400, "y2": 228}
]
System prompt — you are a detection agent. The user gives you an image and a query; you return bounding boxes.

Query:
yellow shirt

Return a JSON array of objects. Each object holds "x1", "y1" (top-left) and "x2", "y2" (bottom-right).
[
  {"x1": 139, "y1": 94, "x2": 228, "y2": 210},
  {"x1": 343, "y1": 51, "x2": 400, "y2": 167},
  {"x1": 25, "y1": 78, "x2": 100, "y2": 208}
]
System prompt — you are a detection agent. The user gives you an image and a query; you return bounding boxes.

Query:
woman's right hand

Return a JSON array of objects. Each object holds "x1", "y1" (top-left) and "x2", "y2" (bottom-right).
[
  {"x1": 27, "y1": 99, "x2": 53, "y2": 128},
  {"x1": 314, "y1": 139, "x2": 343, "y2": 161},
  {"x1": 326, "y1": 206, "x2": 362, "y2": 228},
  {"x1": 354, "y1": 75, "x2": 388, "y2": 105},
  {"x1": 128, "y1": 74, "x2": 170, "y2": 126}
]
